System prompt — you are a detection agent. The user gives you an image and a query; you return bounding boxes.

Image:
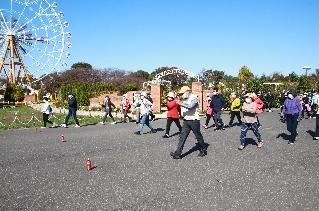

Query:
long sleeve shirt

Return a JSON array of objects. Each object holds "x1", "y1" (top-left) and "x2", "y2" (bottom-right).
[
  {"x1": 283, "y1": 98, "x2": 302, "y2": 115},
  {"x1": 180, "y1": 94, "x2": 200, "y2": 120}
]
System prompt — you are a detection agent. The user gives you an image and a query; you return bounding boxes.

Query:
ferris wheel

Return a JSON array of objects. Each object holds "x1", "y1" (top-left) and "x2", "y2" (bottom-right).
[{"x1": 0, "y1": 0, "x2": 71, "y2": 84}]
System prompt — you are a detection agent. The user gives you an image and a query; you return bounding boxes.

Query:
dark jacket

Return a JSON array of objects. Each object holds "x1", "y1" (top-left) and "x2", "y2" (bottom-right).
[
  {"x1": 210, "y1": 94, "x2": 226, "y2": 112},
  {"x1": 68, "y1": 96, "x2": 77, "y2": 109},
  {"x1": 105, "y1": 100, "x2": 115, "y2": 112}
]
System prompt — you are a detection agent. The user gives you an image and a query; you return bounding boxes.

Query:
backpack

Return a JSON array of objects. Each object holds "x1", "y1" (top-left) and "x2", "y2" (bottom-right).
[{"x1": 48, "y1": 105, "x2": 52, "y2": 113}]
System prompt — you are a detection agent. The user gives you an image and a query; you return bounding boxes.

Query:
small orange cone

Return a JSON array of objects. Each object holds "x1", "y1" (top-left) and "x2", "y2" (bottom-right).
[
  {"x1": 86, "y1": 158, "x2": 92, "y2": 171},
  {"x1": 60, "y1": 134, "x2": 65, "y2": 142}
]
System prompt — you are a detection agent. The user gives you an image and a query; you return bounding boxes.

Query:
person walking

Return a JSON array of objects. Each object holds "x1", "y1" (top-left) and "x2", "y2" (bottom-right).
[
  {"x1": 210, "y1": 87, "x2": 226, "y2": 131},
  {"x1": 170, "y1": 86, "x2": 208, "y2": 159},
  {"x1": 163, "y1": 92, "x2": 182, "y2": 138},
  {"x1": 100, "y1": 96, "x2": 117, "y2": 125},
  {"x1": 133, "y1": 92, "x2": 141, "y2": 124},
  {"x1": 313, "y1": 91, "x2": 319, "y2": 140},
  {"x1": 121, "y1": 94, "x2": 132, "y2": 123},
  {"x1": 302, "y1": 92, "x2": 311, "y2": 119},
  {"x1": 254, "y1": 91, "x2": 265, "y2": 128},
  {"x1": 227, "y1": 92, "x2": 242, "y2": 127},
  {"x1": 265, "y1": 91, "x2": 274, "y2": 112},
  {"x1": 238, "y1": 93, "x2": 264, "y2": 150},
  {"x1": 61, "y1": 93, "x2": 80, "y2": 128},
  {"x1": 41, "y1": 96, "x2": 55, "y2": 128},
  {"x1": 282, "y1": 90, "x2": 302, "y2": 144},
  {"x1": 203, "y1": 94, "x2": 214, "y2": 129},
  {"x1": 134, "y1": 92, "x2": 156, "y2": 135},
  {"x1": 147, "y1": 93, "x2": 156, "y2": 121}
]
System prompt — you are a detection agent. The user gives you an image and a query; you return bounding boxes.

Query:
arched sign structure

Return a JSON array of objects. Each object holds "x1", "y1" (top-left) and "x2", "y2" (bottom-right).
[
  {"x1": 153, "y1": 68, "x2": 199, "y2": 81},
  {"x1": 143, "y1": 68, "x2": 199, "y2": 89}
]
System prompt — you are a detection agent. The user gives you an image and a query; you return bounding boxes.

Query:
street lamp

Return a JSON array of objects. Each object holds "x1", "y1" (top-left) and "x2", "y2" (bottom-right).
[{"x1": 302, "y1": 65, "x2": 311, "y2": 76}]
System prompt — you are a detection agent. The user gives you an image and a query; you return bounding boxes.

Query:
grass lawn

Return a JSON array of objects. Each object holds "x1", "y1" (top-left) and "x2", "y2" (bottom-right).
[{"x1": 0, "y1": 106, "x2": 110, "y2": 130}]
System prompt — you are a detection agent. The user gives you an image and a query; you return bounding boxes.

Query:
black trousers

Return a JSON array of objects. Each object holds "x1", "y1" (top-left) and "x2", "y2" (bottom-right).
[
  {"x1": 205, "y1": 113, "x2": 213, "y2": 126},
  {"x1": 65, "y1": 108, "x2": 80, "y2": 125},
  {"x1": 229, "y1": 111, "x2": 242, "y2": 125},
  {"x1": 175, "y1": 120, "x2": 206, "y2": 155},
  {"x1": 213, "y1": 111, "x2": 224, "y2": 129},
  {"x1": 43, "y1": 113, "x2": 53, "y2": 127},
  {"x1": 165, "y1": 117, "x2": 182, "y2": 135},
  {"x1": 286, "y1": 113, "x2": 299, "y2": 142}
]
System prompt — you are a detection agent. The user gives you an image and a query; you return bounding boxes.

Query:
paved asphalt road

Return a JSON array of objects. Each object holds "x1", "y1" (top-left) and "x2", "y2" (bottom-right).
[{"x1": 1, "y1": 112, "x2": 319, "y2": 210}]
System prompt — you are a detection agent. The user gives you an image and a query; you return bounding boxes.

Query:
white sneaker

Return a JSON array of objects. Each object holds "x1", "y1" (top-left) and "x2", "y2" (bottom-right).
[
  {"x1": 99, "y1": 122, "x2": 105, "y2": 125},
  {"x1": 75, "y1": 124, "x2": 81, "y2": 128},
  {"x1": 111, "y1": 122, "x2": 117, "y2": 124},
  {"x1": 61, "y1": 124, "x2": 67, "y2": 128}
]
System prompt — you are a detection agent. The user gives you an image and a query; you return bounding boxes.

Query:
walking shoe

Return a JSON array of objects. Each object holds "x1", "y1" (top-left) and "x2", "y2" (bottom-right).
[
  {"x1": 60, "y1": 124, "x2": 67, "y2": 128},
  {"x1": 170, "y1": 152, "x2": 182, "y2": 159},
  {"x1": 162, "y1": 134, "x2": 169, "y2": 138},
  {"x1": 151, "y1": 129, "x2": 157, "y2": 133},
  {"x1": 238, "y1": 145, "x2": 245, "y2": 150},
  {"x1": 111, "y1": 122, "x2": 117, "y2": 124},
  {"x1": 198, "y1": 150, "x2": 207, "y2": 157},
  {"x1": 313, "y1": 137, "x2": 319, "y2": 140},
  {"x1": 99, "y1": 122, "x2": 105, "y2": 125},
  {"x1": 134, "y1": 131, "x2": 141, "y2": 135},
  {"x1": 75, "y1": 124, "x2": 81, "y2": 128},
  {"x1": 203, "y1": 124, "x2": 208, "y2": 129},
  {"x1": 257, "y1": 141, "x2": 264, "y2": 148},
  {"x1": 288, "y1": 141, "x2": 294, "y2": 145}
]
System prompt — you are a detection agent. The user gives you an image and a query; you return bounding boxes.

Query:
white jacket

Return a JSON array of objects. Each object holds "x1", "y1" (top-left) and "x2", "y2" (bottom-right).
[
  {"x1": 139, "y1": 98, "x2": 153, "y2": 115},
  {"x1": 180, "y1": 94, "x2": 200, "y2": 120},
  {"x1": 41, "y1": 101, "x2": 51, "y2": 115}
]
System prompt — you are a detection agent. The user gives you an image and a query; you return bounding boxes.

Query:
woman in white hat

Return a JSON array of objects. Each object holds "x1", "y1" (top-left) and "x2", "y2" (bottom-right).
[
  {"x1": 163, "y1": 92, "x2": 182, "y2": 138},
  {"x1": 238, "y1": 93, "x2": 264, "y2": 150},
  {"x1": 134, "y1": 92, "x2": 156, "y2": 135}
]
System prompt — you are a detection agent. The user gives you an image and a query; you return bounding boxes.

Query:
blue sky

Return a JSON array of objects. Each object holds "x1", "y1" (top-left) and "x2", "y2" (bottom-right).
[{"x1": 58, "y1": 0, "x2": 319, "y2": 76}]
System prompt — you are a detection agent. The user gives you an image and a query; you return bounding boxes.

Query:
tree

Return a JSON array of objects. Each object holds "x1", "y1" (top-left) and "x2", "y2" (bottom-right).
[
  {"x1": 134, "y1": 70, "x2": 150, "y2": 79},
  {"x1": 200, "y1": 69, "x2": 225, "y2": 88},
  {"x1": 71, "y1": 62, "x2": 93, "y2": 69},
  {"x1": 238, "y1": 66, "x2": 254, "y2": 85},
  {"x1": 4, "y1": 84, "x2": 25, "y2": 102},
  {"x1": 120, "y1": 83, "x2": 138, "y2": 94}
]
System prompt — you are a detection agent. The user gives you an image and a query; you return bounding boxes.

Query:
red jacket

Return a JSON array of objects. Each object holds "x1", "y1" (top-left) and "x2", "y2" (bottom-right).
[
  {"x1": 255, "y1": 97, "x2": 264, "y2": 114},
  {"x1": 166, "y1": 99, "x2": 180, "y2": 118}
]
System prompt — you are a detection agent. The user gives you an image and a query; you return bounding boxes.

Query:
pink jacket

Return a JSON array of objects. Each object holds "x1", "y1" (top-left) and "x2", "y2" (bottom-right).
[{"x1": 255, "y1": 97, "x2": 264, "y2": 114}]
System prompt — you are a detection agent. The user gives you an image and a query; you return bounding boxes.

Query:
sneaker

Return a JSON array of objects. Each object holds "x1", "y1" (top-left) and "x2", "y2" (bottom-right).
[
  {"x1": 257, "y1": 141, "x2": 264, "y2": 148},
  {"x1": 170, "y1": 152, "x2": 182, "y2": 159},
  {"x1": 111, "y1": 122, "x2": 117, "y2": 125},
  {"x1": 238, "y1": 145, "x2": 245, "y2": 150},
  {"x1": 99, "y1": 122, "x2": 105, "y2": 125},
  {"x1": 61, "y1": 124, "x2": 67, "y2": 128},
  {"x1": 203, "y1": 125, "x2": 208, "y2": 129},
  {"x1": 75, "y1": 124, "x2": 81, "y2": 128},
  {"x1": 288, "y1": 141, "x2": 294, "y2": 145},
  {"x1": 162, "y1": 134, "x2": 169, "y2": 138},
  {"x1": 134, "y1": 131, "x2": 141, "y2": 135},
  {"x1": 313, "y1": 137, "x2": 319, "y2": 140},
  {"x1": 151, "y1": 129, "x2": 157, "y2": 133},
  {"x1": 198, "y1": 150, "x2": 207, "y2": 157}
]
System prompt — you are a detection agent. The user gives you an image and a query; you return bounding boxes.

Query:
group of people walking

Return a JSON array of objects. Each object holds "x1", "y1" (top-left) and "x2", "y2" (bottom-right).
[{"x1": 41, "y1": 87, "x2": 319, "y2": 158}]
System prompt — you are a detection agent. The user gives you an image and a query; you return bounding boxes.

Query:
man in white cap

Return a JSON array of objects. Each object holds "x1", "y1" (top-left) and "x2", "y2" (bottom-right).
[{"x1": 170, "y1": 86, "x2": 208, "y2": 159}]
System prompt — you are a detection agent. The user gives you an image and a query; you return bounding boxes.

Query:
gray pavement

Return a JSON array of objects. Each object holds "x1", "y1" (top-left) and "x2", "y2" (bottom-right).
[{"x1": 1, "y1": 112, "x2": 319, "y2": 210}]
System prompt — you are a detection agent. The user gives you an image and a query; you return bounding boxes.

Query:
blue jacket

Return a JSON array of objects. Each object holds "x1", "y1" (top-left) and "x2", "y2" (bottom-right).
[{"x1": 210, "y1": 94, "x2": 226, "y2": 112}]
